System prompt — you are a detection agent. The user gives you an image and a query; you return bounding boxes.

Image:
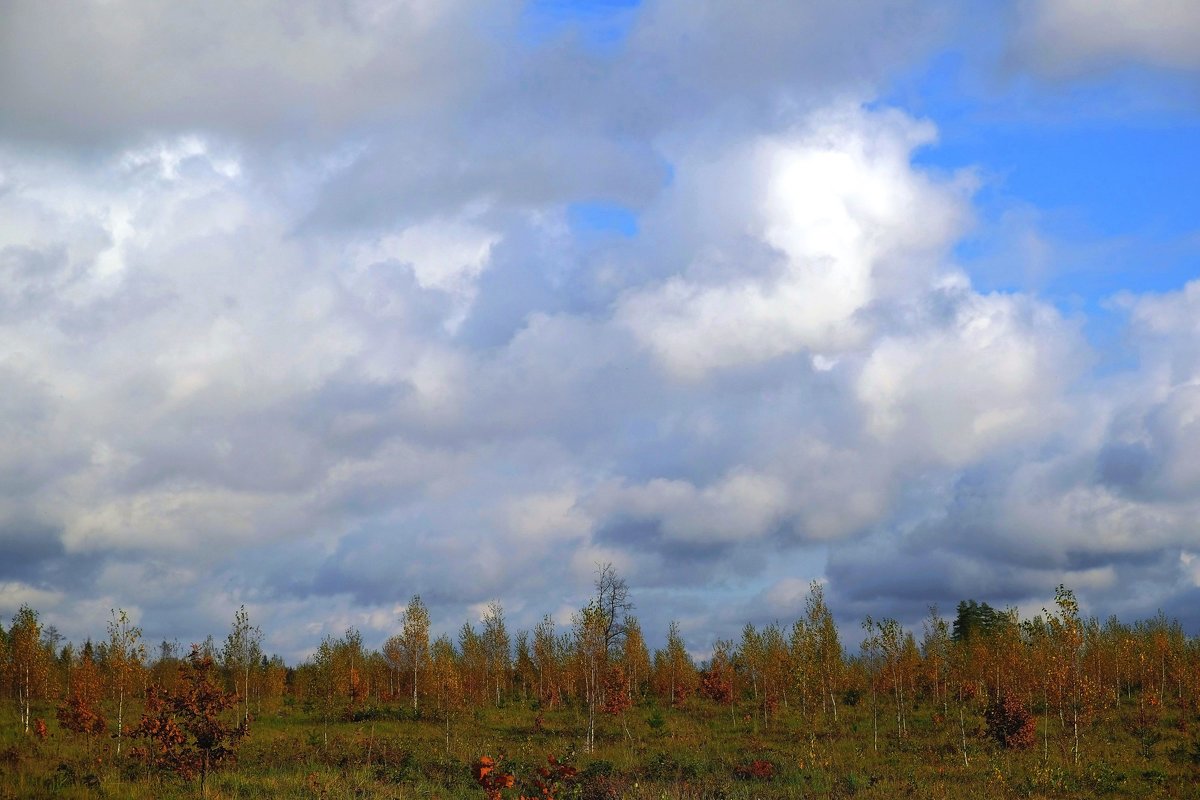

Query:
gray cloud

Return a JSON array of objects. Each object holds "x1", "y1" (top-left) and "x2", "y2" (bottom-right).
[
  {"x1": 1012, "y1": 0, "x2": 1200, "y2": 77},
  {"x1": 0, "y1": 0, "x2": 511, "y2": 148}
]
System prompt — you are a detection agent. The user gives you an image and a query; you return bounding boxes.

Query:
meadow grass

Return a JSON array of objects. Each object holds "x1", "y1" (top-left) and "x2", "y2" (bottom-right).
[{"x1": 2, "y1": 694, "x2": 1197, "y2": 798}]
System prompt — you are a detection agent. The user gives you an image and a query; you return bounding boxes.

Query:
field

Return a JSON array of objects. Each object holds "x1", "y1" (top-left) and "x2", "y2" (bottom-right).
[{"x1": 3, "y1": 691, "x2": 1199, "y2": 799}]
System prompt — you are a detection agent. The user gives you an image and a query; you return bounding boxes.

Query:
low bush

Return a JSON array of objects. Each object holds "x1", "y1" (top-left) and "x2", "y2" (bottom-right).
[{"x1": 984, "y1": 695, "x2": 1036, "y2": 750}]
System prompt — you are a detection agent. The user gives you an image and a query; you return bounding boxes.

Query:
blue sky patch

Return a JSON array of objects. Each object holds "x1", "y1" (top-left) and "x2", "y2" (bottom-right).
[{"x1": 568, "y1": 200, "x2": 640, "y2": 237}]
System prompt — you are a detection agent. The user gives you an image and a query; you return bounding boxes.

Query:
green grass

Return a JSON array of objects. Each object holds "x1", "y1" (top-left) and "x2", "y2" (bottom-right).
[{"x1": 2, "y1": 697, "x2": 1199, "y2": 799}]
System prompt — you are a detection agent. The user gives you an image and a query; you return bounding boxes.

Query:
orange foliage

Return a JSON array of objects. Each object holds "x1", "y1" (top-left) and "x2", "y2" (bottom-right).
[
  {"x1": 474, "y1": 754, "x2": 579, "y2": 800},
  {"x1": 700, "y1": 668, "x2": 734, "y2": 705},
  {"x1": 57, "y1": 648, "x2": 107, "y2": 745},
  {"x1": 129, "y1": 647, "x2": 248, "y2": 796},
  {"x1": 474, "y1": 756, "x2": 515, "y2": 800},
  {"x1": 601, "y1": 666, "x2": 632, "y2": 715}
]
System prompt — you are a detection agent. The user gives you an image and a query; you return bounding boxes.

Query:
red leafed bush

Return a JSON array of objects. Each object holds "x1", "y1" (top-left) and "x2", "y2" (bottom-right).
[
  {"x1": 984, "y1": 695, "x2": 1036, "y2": 749},
  {"x1": 522, "y1": 754, "x2": 578, "y2": 799},
  {"x1": 734, "y1": 759, "x2": 777, "y2": 781},
  {"x1": 601, "y1": 668, "x2": 632, "y2": 715},
  {"x1": 700, "y1": 669, "x2": 734, "y2": 705},
  {"x1": 474, "y1": 756, "x2": 515, "y2": 800},
  {"x1": 129, "y1": 647, "x2": 248, "y2": 796},
  {"x1": 57, "y1": 697, "x2": 107, "y2": 739}
]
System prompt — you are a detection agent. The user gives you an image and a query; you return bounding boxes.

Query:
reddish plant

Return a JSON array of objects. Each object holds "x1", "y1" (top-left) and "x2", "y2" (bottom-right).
[
  {"x1": 58, "y1": 646, "x2": 108, "y2": 754},
  {"x1": 475, "y1": 754, "x2": 579, "y2": 800},
  {"x1": 984, "y1": 694, "x2": 1036, "y2": 750},
  {"x1": 57, "y1": 696, "x2": 107, "y2": 741},
  {"x1": 32, "y1": 718, "x2": 48, "y2": 741},
  {"x1": 602, "y1": 667, "x2": 632, "y2": 715},
  {"x1": 734, "y1": 759, "x2": 777, "y2": 781},
  {"x1": 700, "y1": 668, "x2": 734, "y2": 705},
  {"x1": 521, "y1": 754, "x2": 578, "y2": 799},
  {"x1": 474, "y1": 756, "x2": 515, "y2": 800},
  {"x1": 129, "y1": 646, "x2": 248, "y2": 798}
]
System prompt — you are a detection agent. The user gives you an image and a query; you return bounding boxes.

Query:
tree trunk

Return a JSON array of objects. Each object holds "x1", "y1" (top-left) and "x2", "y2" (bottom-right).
[
  {"x1": 871, "y1": 683, "x2": 878, "y2": 753},
  {"x1": 1073, "y1": 706, "x2": 1079, "y2": 766},
  {"x1": 117, "y1": 684, "x2": 125, "y2": 755},
  {"x1": 958, "y1": 702, "x2": 970, "y2": 767}
]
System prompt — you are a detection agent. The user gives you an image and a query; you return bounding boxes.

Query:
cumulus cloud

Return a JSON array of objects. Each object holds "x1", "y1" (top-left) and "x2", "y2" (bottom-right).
[
  {"x1": 857, "y1": 284, "x2": 1083, "y2": 465},
  {"x1": 821, "y1": 279, "x2": 1200, "y2": 628},
  {"x1": 1, "y1": 0, "x2": 1197, "y2": 659},
  {"x1": 618, "y1": 106, "x2": 974, "y2": 378}
]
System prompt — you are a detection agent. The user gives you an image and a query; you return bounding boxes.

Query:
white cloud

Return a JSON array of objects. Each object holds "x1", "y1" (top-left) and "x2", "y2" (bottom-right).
[
  {"x1": 619, "y1": 105, "x2": 973, "y2": 379},
  {"x1": 503, "y1": 489, "x2": 592, "y2": 543},
  {"x1": 352, "y1": 216, "x2": 499, "y2": 329},
  {"x1": 857, "y1": 288, "x2": 1083, "y2": 465},
  {"x1": 0, "y1": 581, "x2": 64, "y2": 612}
]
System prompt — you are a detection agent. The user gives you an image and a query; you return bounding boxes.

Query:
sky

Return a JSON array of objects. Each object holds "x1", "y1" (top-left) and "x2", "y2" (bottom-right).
[{"x1": 1, "y1": 0, "x2": 1200, "y2": 662}]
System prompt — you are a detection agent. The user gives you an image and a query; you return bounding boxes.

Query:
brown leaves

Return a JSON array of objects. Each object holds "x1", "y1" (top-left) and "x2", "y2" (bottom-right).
[
  {"x1": 473, "y1": 755, "x2": 496, "y2": 781},
  {"x1": 984, "y1": 694, "x2": 1036, "y2": 750},
  {"x1": 525, "y1": 754, "x2": 577, "y2": 799},
  {"x1": 474, "y1": 754, "x2": 577, "y2": 800},
  {"x1": 473, "y1": 756, "x2": 515, "y2": 800},
  {"x1": 57, "y1": 696, "x2": 107, "y2": 738},
  {"x1": 601, "y1": 666, "x2": 633, "y2": 715},
  {"x1": 129, "y1": 646, "x2": 248, "y2": 789},
  {"x1": 733, "y1": 759, "x2": 777, "y2": 781},
  {"x1": 700, "y1": 665, "x2": 735, "y2": 705}
]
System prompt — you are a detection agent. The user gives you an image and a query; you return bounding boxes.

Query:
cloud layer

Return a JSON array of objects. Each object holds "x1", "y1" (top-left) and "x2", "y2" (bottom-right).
[{"x1": 1, "y1": 0, "x2": 1198, "y2": 659}]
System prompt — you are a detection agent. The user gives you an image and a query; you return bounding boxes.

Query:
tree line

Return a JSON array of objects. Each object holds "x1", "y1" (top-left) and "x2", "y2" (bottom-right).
[{"x1": 3, "y1": 570, "x2": 1198, "y2": 766}]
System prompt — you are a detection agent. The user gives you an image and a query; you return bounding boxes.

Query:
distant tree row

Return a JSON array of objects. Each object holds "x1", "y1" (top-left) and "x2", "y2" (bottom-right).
[{"x1": 3, "y1": 572, "x2": 1199, "y2": 765}]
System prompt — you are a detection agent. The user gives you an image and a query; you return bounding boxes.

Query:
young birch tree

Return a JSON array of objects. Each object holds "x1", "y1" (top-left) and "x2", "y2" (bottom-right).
[
  {"x1": 655, "y1": 620, "x2": 696, "y2": 707},
  {"x1": 621, "y1": 616, "x2": 650, "y2": 701},
  {"x1": 573, "y1": 602, "x2": 607, "y2": 753},
  {"x1": 806, "y1": 581, "x2": 843, "y2": 722},
  {"x1": 482, "y1": 601, "x2": 510, "y2": 706},
  {"x1": 429, "y1": 635, "x2": 461, "y2": 752},
  {"x1": 221, "y1": 605, "x2": 262, "y2": 726},
  {"x1": 9, "y1": 605, "x2": 50, "y2": 735},
  {"x1": 533, "y1": 615, "x2": 559, "y2": 707},
  {"x1": 399, "y1": 595, "x2": 431, "y2": 711},
  {"x1": 922, "y1": 605, "x2": 951, "y2": 717},
  {"x1": 861, "y1": 616, "x2": 882, "y2": 753},
  {"x1": 107, "y1": 608, "x2": 145, "y2": 756}
]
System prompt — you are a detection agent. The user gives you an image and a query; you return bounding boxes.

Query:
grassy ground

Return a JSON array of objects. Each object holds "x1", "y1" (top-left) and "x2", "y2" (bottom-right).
[{"x1": 2, "y1": 696, "x2": 1198, "y2": 798}]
